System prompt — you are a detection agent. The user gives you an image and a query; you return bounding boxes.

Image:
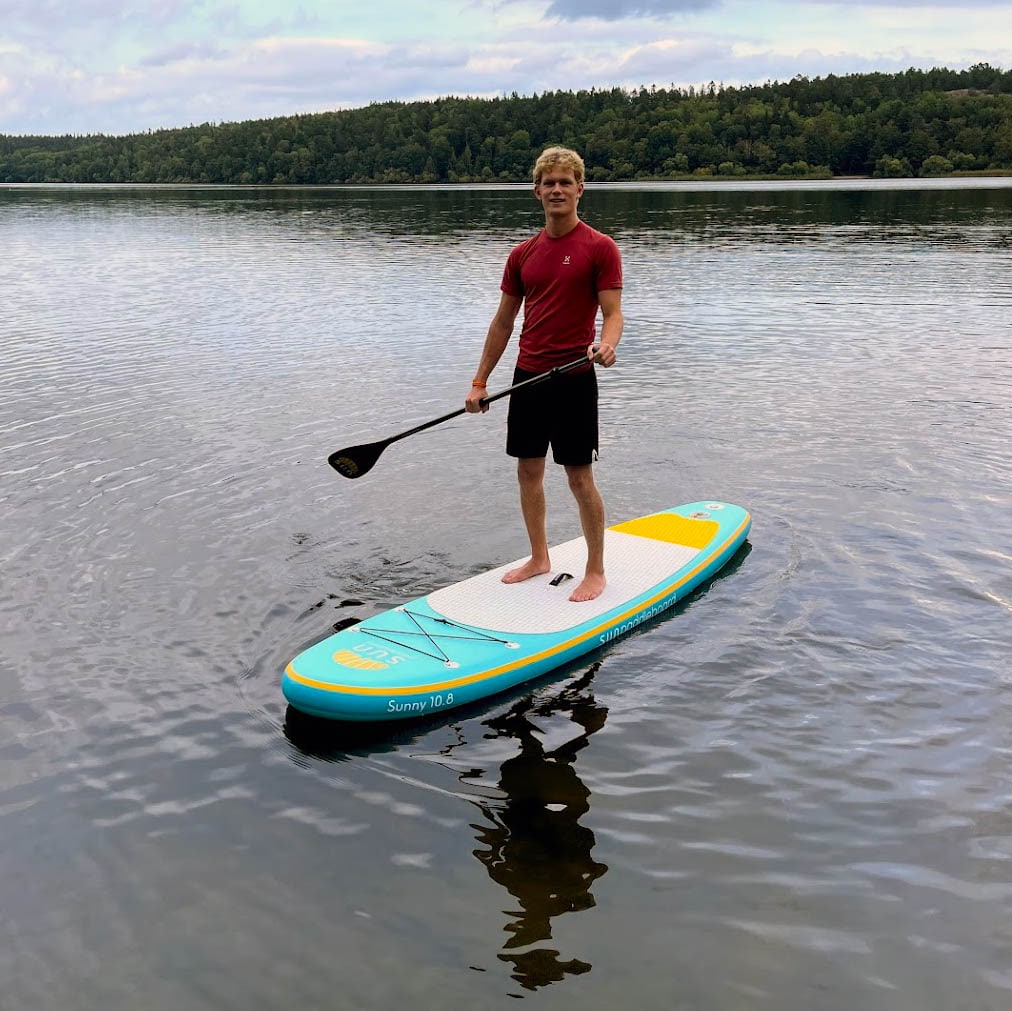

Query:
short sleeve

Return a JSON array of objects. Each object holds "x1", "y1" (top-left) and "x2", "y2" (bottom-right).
[{"x1": 596, "y1": 235, "x2": 623, "y2": 292}]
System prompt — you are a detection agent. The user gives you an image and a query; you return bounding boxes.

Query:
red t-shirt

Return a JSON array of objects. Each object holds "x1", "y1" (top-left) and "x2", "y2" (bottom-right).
[{"x1": 501, "y1": 221, "x2": 623, "y2": 372}]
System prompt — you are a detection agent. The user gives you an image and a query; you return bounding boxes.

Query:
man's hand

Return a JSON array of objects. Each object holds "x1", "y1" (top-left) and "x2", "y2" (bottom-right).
[
  {"x1": 465, "y1": 385, "x2": 489, "y2": 413},
  {"x1": 589, "y1": 342, "x2": 617, "y2": 368}
]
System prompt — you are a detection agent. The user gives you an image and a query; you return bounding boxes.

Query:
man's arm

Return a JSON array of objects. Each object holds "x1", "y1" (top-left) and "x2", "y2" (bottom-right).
[
  {"x1": 592, "y1": 287, "x2": 623, "y2": 367},
  {"x1": 466, "y1": 292, "x2": 523, "y2": 413}
]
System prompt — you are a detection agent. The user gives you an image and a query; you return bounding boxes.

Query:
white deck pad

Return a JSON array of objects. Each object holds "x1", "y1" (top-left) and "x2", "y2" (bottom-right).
[{"x1": 426, "y1": 530, "x2": 700, "y2": 635}]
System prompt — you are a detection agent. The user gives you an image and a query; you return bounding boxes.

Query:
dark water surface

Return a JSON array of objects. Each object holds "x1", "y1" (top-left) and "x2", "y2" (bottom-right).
[{"x1": 2, "y1": 180, "x2": 1011, "y2": 1009}]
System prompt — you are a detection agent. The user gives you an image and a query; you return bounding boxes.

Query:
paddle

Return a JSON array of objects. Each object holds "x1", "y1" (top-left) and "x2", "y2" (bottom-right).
[{"x1": 329, "y1": 354, "x2": 594, "y2": 478}]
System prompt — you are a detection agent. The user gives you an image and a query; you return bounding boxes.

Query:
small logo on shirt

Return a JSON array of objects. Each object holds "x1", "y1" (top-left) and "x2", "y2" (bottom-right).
[{"x1": 563, "y1": 255, "x2": 571, "y2": 265}]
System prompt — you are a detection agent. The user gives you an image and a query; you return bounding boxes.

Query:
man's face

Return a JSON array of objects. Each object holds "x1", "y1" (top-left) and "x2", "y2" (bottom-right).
[{"x1": 534, "y1": 166, "x2": 584, "y2": 216}]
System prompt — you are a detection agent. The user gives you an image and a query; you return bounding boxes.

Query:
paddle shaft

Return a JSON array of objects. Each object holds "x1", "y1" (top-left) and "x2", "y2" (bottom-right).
[
  {"x1": 386, "y1": 354, "x2": 592, "y2": 448},
  {"x1": 329, "y1": 353, "x2": 597, "y2": 477}
]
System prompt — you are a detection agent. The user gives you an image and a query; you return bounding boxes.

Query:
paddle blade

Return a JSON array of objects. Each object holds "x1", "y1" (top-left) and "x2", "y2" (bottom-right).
[{"x1": 328, "y1": 440, "x2": 387, "y2": 479}]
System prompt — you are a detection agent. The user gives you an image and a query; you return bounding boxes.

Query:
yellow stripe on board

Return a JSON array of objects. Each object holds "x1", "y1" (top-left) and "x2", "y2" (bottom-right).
[
  {"x1": 610, "y1": 512, "x2": 718, "y2": 550},
  {"x1": 285, "y1": 513, "x2": 751, "y2": 698}
]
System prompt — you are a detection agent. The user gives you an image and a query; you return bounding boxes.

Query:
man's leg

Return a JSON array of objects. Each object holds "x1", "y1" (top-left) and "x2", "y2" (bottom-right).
[
  {"x1": 565, "y1": 463, "x2": 606, "y2": 601},
  {"x1": 502, "y1": 456, "x2": 552, "y2": 584}
]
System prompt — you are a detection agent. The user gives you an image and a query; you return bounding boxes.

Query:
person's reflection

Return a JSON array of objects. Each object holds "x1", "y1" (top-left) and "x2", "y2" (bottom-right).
[{"x1": 467, "y1": 665, "x2": 608, "y2": 992}]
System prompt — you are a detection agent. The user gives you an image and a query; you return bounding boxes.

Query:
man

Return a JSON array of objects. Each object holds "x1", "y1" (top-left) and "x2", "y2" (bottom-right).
[{"x1": 464, "y1": 147, "x2": 624, "y2": 602}]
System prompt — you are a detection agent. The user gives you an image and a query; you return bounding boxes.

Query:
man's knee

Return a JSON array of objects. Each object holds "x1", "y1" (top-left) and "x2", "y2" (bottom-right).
[
  {"x1": 517, "y1": 457, "x2": 546, "y2": 486},
  {"x1": 565, "y1": 463, "x2": 596, "y2": 497}
]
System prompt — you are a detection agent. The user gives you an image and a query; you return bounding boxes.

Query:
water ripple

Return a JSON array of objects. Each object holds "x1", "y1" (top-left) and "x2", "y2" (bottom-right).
[{"x1": 2, "y1": 182, "x2": 1011, "y2": 1009}]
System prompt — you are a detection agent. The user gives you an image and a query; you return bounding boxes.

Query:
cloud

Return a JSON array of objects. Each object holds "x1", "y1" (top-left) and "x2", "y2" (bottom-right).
[
  {"x1": 140, "y1": 42, "x2": 228, "y2": 67},
  {"x1": 613, "y1": 37, "x2": 730, "y2": 79},
  {"x1": 4, "y1": 0, "x2": 194, "y2": 37},
  {"x1": 544, "y1": 0, "x2": 1009, "y2": 19},
  {"x1": 546, "y1": 0, "x2": 715, "y2": 19},
  {"x1": 1, "y1": 0, "x2": 1009, "y2": 136}
]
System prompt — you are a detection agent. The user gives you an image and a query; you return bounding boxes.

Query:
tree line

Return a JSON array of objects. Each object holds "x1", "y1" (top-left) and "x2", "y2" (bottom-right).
[{"x1": 2, "y1": 63, "x2": 1011, "y2": 185}]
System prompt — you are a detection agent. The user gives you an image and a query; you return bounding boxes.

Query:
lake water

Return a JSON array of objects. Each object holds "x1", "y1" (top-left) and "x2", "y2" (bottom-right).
[{"x1": 2, "y1": 179, "x2": 1010, "y2": 1009}]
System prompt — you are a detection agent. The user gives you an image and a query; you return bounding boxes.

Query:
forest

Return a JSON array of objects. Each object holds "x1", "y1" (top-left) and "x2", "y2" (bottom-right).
[{"x1": 2, "y1": 63, "x2": 1011, "y2": 184}]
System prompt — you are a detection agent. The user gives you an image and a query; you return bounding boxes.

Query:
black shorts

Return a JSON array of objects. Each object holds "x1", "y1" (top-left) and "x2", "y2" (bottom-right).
[{"x1": 506, "y1": 365, "x2": 599, "y2": 465}]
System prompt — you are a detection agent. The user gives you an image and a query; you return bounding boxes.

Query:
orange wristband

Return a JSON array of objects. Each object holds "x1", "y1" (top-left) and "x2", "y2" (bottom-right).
[{"x1": 471, "y1": 380, "x2": 487, "y2": 388}]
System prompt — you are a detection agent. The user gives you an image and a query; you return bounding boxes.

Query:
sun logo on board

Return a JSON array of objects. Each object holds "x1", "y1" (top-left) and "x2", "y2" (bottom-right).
[{"x1": 332, "y1": 649, "x2": 388, "y2": 670}]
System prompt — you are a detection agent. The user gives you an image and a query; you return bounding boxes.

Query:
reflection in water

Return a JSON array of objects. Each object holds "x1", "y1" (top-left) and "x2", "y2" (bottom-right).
[
  {"x1": 282, "y1": 663, "x2": 610, "y2": 992},
  {"x1": 465, "y1": 666, "x2": 608, "y2": 992}
]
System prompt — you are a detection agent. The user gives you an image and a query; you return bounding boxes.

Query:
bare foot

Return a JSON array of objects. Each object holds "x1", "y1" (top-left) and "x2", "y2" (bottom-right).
[
  {"x1": 502, "y1": 558, "x2": 551, "y2": 584},
  {"x1": 569, "y1": 572, "x2": 606, "y2": 602}
]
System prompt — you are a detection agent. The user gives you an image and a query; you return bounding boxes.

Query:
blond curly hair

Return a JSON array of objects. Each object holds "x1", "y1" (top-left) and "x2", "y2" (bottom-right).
[{"x1": 533, "y1": 147, "x2": 585, "y2": 186}]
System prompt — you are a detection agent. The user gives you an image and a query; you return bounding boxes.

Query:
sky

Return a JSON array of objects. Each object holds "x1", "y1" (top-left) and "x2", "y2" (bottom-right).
[{"x1": 1, "y1": 0, "x2": 1009, "y2": 137}]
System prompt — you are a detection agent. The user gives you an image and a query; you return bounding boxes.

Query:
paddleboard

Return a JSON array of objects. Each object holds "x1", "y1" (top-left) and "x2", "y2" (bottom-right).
[{"x1": 283, "y1": 501, "x2": 751, "y2": 722}]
